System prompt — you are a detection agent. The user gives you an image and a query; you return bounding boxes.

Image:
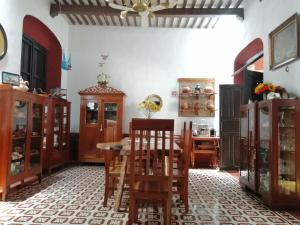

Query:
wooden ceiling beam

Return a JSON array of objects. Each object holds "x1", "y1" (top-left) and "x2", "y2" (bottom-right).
[{"x1": 50, "y1": 4, "x2": 244, "y2": 19}]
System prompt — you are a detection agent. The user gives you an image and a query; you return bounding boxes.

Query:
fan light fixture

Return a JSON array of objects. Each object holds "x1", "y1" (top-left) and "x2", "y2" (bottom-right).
[{"x1": 106, "y1": 0, "x2": 177, "y2": 27}]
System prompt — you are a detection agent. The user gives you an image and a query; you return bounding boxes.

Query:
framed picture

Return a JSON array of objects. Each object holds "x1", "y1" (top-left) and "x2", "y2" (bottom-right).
[
  {"x1": 2, "y1": 71, "x2": 20, "y2": 86},
  {"x1": 269, "y1": 13, "x2": 299, "y2": 70}
]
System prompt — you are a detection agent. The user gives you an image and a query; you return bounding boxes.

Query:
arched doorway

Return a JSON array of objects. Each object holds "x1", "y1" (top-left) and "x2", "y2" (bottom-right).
[
  {"x1": 233, "y1": 38, "x2": 264, "y2": 103},
  {"x1": 233, "y1": 38, "x2": 263, "y2": 84},
  {"x1": 21, "y1": 15, "x2": 62, "y2": 91}
]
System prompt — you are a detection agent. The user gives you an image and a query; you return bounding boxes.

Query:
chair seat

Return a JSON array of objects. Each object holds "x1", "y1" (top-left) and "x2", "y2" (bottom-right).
[{"x1": 134, "y1": 179, "x2": 169, "y2": 191}]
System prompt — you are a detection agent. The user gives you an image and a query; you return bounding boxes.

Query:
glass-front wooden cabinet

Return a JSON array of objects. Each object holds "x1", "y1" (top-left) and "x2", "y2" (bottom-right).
[
  {"x1": 239, "y1": 102, "x2": 258, "y2": 192},
  {"x1": 78, "y1": 85, "x2": 125, "y2": 163},
  {"x1": 0, "y1": 85, "x2": 45, "y2": 200},
  {"x1": 258, "y1": 99, "x2": 300, "y2": 209},
  {"x1": 42, "y1": 98, "x2": 71, "y2": 174}
]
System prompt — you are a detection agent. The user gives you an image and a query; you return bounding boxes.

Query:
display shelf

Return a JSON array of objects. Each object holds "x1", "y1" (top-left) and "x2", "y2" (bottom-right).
[
  {"x1": 11, "y1": 157, "x2": 25, "y2": 163},
  {"x1": 0, "y1": 86, "x2": 45, "y2": 201},
  {"x1": 178, "y1": 78, "x2": 215, "y2": 117},
  {"x1": 43, "y1": 98, "x2": 70, "y2": 174},
  {"x1": 12, "y1": 137, "x2": 26, "y2": 141},
  {"x1": 257, "y1": 99, "x2": 300, "y2": 209}
]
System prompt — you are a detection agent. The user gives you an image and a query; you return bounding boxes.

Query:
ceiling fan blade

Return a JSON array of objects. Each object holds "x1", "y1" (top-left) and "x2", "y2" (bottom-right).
[
  {"x1": 149, "y1": 1, "x2": 177, "y2": 11},
  {"x1": 148, "y1": 11, "x2": 155, "y2": 18},
  {"x1": 108, "y1": 2, "x2": 133, "y2": 11},
  {"x1": 168, "y1": 1, "x2": 177, "y2": 8},
  {"x1": 148, "y1": 4, "x2": 167, "y2": 12},
  {"x1": 124, "y1": 0, "x2": 132, "y2": 7},
  {"x1": 120, "y1": 10, "x2": 129, "y2": 19},
  {"x1": 139, "y1": 12, "x2": 149, "y2": 27}
]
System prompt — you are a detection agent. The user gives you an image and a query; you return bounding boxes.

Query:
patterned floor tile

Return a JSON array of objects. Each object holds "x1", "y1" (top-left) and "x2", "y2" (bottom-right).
[{"x1": 0, "y1": 166, "x2": 299, "y2": 225}]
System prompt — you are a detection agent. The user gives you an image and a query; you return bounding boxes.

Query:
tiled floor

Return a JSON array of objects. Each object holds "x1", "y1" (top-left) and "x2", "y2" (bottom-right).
[{"x1": 0, "y1": 166, "x2": 300, "y2": 225}]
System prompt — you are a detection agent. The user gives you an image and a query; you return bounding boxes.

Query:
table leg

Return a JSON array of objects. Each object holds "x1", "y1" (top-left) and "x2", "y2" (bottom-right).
[{"x1": 114, "y1": 156, "x2": 127, "y2": 211}]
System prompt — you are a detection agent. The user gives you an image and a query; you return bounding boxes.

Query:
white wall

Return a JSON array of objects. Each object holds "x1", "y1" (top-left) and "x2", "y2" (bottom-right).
[
  {"x1": 242, "y1": 0, "x2": 300, "y2": 96},
  {"x1": 69, "y1": 17, "x2": 243, "y2": 134},
  {"x1": 0, "y1": 0, "x2": 70, "y2": 88}
]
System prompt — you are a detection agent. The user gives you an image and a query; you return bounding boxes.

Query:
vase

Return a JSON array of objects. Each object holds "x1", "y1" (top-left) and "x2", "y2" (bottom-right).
[{"x1": 263, "y1": 92, "x2": 268, "y2": 100}]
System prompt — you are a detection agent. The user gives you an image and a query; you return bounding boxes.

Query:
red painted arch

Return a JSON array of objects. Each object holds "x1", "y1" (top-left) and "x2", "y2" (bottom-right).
[
  {"x1": 234, "y1": 38, "x2": 263, "y2": 84},
  {"x1": 23, "y1": 15, "x2": 62, "y2": 91}
]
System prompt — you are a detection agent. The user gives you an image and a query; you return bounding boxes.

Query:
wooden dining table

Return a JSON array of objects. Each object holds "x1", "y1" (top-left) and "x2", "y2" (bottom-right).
[{"x1": 96, "y1": 137, "x2": 181, "y2": 211}]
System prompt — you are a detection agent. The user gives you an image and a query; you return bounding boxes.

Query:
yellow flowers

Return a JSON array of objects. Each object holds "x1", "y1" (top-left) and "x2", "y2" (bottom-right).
[
  {"x1": 138, "y1": 100, "x2": 160, "y2": 112},
  {"x1": 138, "y1": 95, "x2": 162, "y2": 118}
]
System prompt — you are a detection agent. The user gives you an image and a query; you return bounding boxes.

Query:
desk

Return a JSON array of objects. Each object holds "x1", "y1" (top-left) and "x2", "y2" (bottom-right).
[
  {"x1": 191, "y1": 136, "x2": 219, "y2": 168},
  {"x1": 97, "y1": 137, "x2": 181, "y2": 211}
]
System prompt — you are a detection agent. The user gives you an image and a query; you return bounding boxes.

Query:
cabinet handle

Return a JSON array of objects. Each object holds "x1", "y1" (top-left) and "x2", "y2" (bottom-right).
[{"x1": 100, "y1": 124, "x2": 103, "y2": 132}]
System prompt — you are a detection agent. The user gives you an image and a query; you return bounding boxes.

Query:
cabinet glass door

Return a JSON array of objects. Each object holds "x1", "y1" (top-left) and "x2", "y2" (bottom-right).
[
  {"x1": 30, "y1": 103, "x2": 43, "y2": 168},
  {"x1": 62, "y1": 105, "x2": 69, "y2": 150},
  {"x1": 248, "y1": 106, "x2": 256, "y2": 186},
  {"x1": 53, "y1": 104, "x2": 61, "y2": 151},
  {"x1": 86, "y1": 102, "x2": 99, "y2": 124},
  {"x1": 278, "y1": 106, "x2": 296, "y2": 195},
  {"x1": 104, "y1": 103, "x2": 118, "y2": 142},
  {"x1": 11, "y1": 100, "x2": 28, "y2": 175},
  {"x1": 42, "y1": 105, "x2": 48, "y2": 151},
  {"x1": 259, "y1": 105, "x2": 270, "y2": 193},
  {"x1": 104, "y1": 103, "x2": 117, "y2": 121},
  {"x1": 240, "y1": 109, "x2": 248, "y2": 180}
]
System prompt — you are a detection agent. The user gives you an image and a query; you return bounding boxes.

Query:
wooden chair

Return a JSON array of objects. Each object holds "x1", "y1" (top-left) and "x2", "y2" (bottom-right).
[
  {"x1": 173, "y1": 121, "x2": 192, "y2": 213},
  {"x1": 102, "y1": 144, "x2": 122, "y2": 207},
  {"x1": 128, "y1": 118, "x2": 174, "y2": 225}
]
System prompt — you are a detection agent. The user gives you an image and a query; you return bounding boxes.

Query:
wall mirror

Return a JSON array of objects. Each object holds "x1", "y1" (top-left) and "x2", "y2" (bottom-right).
[{"x1": 0, "y1": 24, "x2": 8, "y2": 60}]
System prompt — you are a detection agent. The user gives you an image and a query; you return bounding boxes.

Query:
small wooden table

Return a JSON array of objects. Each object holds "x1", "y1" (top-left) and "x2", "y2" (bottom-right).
[{"x1": 191, "y1": 136, "x2": 220, "y2": 168}]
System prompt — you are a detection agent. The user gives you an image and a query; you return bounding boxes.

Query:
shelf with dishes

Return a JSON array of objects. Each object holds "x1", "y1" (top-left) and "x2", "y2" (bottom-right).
[{"x1": 178, "y1": 78, "x2": 215, "y2": 117}]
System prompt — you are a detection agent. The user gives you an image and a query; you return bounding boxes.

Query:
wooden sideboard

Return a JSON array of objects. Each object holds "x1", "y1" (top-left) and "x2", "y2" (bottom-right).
[{"x1": 191, "y1": 136, "x2": 219, "y2": 168}]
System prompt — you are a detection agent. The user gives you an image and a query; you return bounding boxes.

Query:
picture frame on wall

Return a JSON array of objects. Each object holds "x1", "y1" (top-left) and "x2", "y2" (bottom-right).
[
  {"x1": 2, "y1": 71, "x2": 20, "y2": 86},
  {"x1": 269, "y1": 13, "x2": 299, "y2": 70}
]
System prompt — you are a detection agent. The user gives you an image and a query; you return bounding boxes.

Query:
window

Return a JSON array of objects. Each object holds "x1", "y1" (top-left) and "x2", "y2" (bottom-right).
[{"x1": 21, "y1": 35, "x2": 47, "y2": 91}]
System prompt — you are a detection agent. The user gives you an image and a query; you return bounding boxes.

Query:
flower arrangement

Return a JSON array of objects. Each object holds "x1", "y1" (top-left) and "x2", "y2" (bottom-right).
[
  {"x1": 138, "y1": 95, "x2": 162, "y2": 118},
  {"x1": 97, "y1": 72, "x2": 110, "y2": 85},
  {"x1": 254, "y1": 83, "x2": 276, "y2": 95}
]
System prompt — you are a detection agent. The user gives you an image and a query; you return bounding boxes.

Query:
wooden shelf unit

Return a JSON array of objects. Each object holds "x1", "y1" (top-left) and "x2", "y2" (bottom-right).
[{"x1": 178, "y1": 78, "x2": 215, "y2": 117}]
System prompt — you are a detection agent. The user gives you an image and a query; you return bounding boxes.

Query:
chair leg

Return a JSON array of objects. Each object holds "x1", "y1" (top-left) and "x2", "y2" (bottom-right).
[
  {"x1": 134, "y1": 201, "x2": 138, "y2": 222},
  {"x1": 191, "y1": 152, "x2": 195, "y2": 168},
  {"x1": 103, "y1": 174, "x2": 110, "y2": 206},
  {"x1": 183, "y1": 178, "x2": 189, "y2": 213},
  {"x1": 128, "y1": 196, "x2": 135, "y2": 225},
  {"x1": 166, "y1": 195, "x2": 172, "y2": 225}
]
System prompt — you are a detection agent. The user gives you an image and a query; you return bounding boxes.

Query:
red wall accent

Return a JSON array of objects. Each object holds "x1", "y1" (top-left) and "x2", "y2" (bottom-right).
[
  {"x1": 23, "y1": 15, "x2": 62, "y2": 91},
  {"x1": 233, "y1": 38, "x2": 263, "y2": 84}
]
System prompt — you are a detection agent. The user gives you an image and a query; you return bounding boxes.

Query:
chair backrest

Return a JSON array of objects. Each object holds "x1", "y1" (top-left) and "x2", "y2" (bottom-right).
[
  {"x1": 104, "y1": 119, "x2": 117, "y2": 142},
  {"x1": 182, "y1": 121, "x2": 192, "y2": 172},
  {"x1": 130, "y1": 118, "x2": 175, "y2": 183},
  {"x1": 175, "y1": 122, "x2": 186, "y2": 149}
]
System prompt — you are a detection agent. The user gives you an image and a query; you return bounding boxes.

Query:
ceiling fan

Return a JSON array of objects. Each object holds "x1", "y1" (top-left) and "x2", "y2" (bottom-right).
[{"x1": 106, "y1": 0, "x2": 177, "y2": 27}]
